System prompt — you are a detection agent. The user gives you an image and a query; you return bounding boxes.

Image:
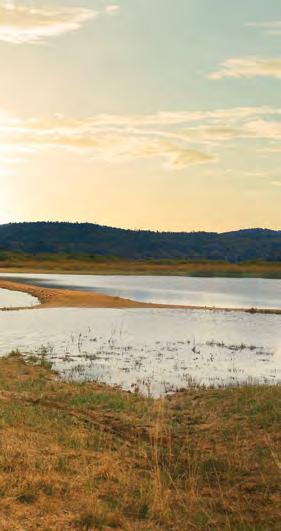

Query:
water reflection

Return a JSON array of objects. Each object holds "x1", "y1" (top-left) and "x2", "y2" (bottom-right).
[
  {"x1": 0, "y1": 307, "x2": 280, "y2": 396},
  {"x1": 0, "y1": 273, "x2": 280, "y2": 309}
]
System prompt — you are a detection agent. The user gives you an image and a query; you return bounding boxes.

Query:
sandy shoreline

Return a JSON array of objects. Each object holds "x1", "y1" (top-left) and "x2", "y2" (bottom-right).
[
  {"x1": 0, "y1": 278, "x2": 280, "y2": 314},
  {"x1": 0, "y1": 279, "x2": 163, "y2": 310}
]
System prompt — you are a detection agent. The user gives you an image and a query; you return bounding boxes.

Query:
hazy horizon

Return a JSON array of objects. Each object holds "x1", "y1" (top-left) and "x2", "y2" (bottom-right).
[{"x1": 1, "y1": 0, "x2": 280, "y2": 231}]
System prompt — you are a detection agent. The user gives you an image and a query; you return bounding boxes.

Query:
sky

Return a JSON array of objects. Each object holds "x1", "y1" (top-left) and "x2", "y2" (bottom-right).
[{"x1": 0, "y1": 0, "x2": 280, "y2": 232}]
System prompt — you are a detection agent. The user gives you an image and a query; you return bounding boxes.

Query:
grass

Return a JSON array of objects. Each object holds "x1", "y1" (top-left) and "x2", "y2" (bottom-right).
[
  {"x1": 0, "y1": 352, "x2": 280, "y2": 529},
  {"x1": 0, "y1": 251, "x2": 281, "y2": 278}
]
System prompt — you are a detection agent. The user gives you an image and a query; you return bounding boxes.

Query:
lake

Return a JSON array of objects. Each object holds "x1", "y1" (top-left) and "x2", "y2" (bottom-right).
[
  {"x1": 0, "y1": 288, "x2": 38, "y2": 309},
  {"x1": 0, "y1": 273, "x2": 280, "y2": 396},
  {"x1": 0, "y1": 306, "x2": 280, "y2": 396},
  {"x1": 1, "y1": 273, "x2": 281, "y2": 309}
]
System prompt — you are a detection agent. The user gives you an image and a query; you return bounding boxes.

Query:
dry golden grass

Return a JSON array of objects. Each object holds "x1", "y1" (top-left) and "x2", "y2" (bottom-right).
[
  {"x1": 0, "y1": 253, "x2": 281, "y2": 278},
  {"x1": 0, "y1": 353, "x2": 280, "y2": 530}
]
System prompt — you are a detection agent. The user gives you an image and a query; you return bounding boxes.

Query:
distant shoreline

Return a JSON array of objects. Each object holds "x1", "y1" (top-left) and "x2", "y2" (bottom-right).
[
  {"x1": 0, "y1": 255, "x2": 281, "y2": 279},
  {"x1": 1, "y1": 278, "x2": 280, "y2": 315}
]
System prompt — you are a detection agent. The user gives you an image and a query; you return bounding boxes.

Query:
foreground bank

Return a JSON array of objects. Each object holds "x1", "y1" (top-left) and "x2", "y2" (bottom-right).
[{"x1": 0, "y1": 353, "x2": 280, "y2": 530}]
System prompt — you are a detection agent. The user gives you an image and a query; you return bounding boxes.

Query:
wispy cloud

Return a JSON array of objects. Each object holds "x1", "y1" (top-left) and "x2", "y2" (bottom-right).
[
  {"x1": 247, "y1": 21, "x2": 281, "y2": 36},
  {"x1": 105, "y1": 4, "x2": 120, "y2": 16},
  {"x1": 245, "y1": 120, "x2": 281, "y2": 139},
  {"x1": 0, "y1": 1, "x2": 99, "y2": 44},
  {"x1": 47, "y1": 106, "x2": 279, "y2": 127},
  {"x1": 1, "y1": 106, "x2": 280, "y2": 169},
  {"x1": 210, "y1": 57, "x2": 281, "y2": 80},
  {"x1": 259, "y1": 146, "x2": 281, "y2": 154}
]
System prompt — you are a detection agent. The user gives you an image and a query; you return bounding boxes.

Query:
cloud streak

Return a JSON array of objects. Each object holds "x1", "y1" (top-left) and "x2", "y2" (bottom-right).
[
  {"x1": 210, "y1": 57, "x2": 281, "y2": 80},
  {"x1": 0, "y1": 106, "x2": 280, "y2": 169},
  {"x1": 105, "y1": 4, "x2": 120, "y2": 16},
  {"x1": 0, "y1": 1, "x2": 99, "y2": 44},
  {"x1": 248, "y1": 21, "x2": 281, "y2": 36}
]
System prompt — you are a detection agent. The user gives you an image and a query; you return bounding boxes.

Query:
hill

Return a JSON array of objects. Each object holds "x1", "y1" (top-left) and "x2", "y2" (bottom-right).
[{"x1": 0, "y1": 222, "x2": 280, "y2": 262}]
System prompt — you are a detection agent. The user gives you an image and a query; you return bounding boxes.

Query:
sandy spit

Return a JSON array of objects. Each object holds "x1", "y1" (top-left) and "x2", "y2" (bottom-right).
[{"x1": 0, "y1": 279, "x2": 280, "y2": 314}]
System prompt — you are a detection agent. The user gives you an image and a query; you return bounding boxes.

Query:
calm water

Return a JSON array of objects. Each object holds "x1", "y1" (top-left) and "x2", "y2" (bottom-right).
[
  {"x1": 1, "y1": 273, "x2": 281, "y2": 309},
  {"x1": 0, "y1": 307, "x2": 280, "y2": 396},
  {"x1": 1, "y1": 274, "x2": 280, "y2": 395},
  {"x1": 0, "y1": 288, "x2": 38, "y2": 309}
]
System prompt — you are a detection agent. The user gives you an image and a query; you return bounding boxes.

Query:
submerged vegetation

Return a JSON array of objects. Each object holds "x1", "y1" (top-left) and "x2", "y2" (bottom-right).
[{"x1": 0, "y1": 352, "x2": 280, "y2": 529}]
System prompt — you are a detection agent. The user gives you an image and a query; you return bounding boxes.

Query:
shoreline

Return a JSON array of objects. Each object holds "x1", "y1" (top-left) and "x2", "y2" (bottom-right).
[
  {"x1": 1, "y1": 258, "x2": 281, "y2": 279},
  {"x1": 0, "y1": 278, "x2": 280, "y2": 315}
]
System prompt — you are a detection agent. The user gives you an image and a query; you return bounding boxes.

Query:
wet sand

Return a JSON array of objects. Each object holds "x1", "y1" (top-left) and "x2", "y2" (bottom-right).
[
  {"x1": 0, "y1": 279, "x2": 162, "y2": 310},
  {"x1": 0, "y1": 278, "x2": 280, "y2": 314}
]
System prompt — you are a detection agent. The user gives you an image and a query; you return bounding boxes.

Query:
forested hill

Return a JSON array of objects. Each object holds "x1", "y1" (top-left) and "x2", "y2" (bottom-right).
[{"x1": 0, "y1": 222, "x2": 280, "y2": 262}]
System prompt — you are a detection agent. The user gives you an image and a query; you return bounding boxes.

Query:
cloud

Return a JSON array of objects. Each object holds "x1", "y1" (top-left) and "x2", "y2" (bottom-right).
[
  {"x1": 210, "y1": 57, "x2": 281, "y2": 80},
  {"x1": 119, "y1": 138, "x2": 216, "y2": 168},
  {"x1": 245, "y1": 120, "x2": 281, "y2": 139},
  {"x1": 259, "y1": 146, "x2": 281, "y2": 154},
  {"x1": 1, "y1": 105, "x2": 281, "y2": 169},
  {"x1": 243, "y1": 170, "x2": 270, "y2": 177},
  {"x1": 166, "y1": 147, "x2": 215, "y2": 168},
  {"x1": 0, "y1": 1, "x2": 98, "y2": 44},
  {"x1": 33, "y1": 106, "x2": 277, "y2": 128},
  {"x1": 0, "y1": 110, "x2": 218, "y2": 169},
  {"x1": 6, "y1": 129, "x2": 216, "y2": 169},
  {"x1": 248, "y1": 21, "x2": 281, "y2": 36},
  {"x1": 105, "y1": 4, "x2": 120, "y2": 16}
]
